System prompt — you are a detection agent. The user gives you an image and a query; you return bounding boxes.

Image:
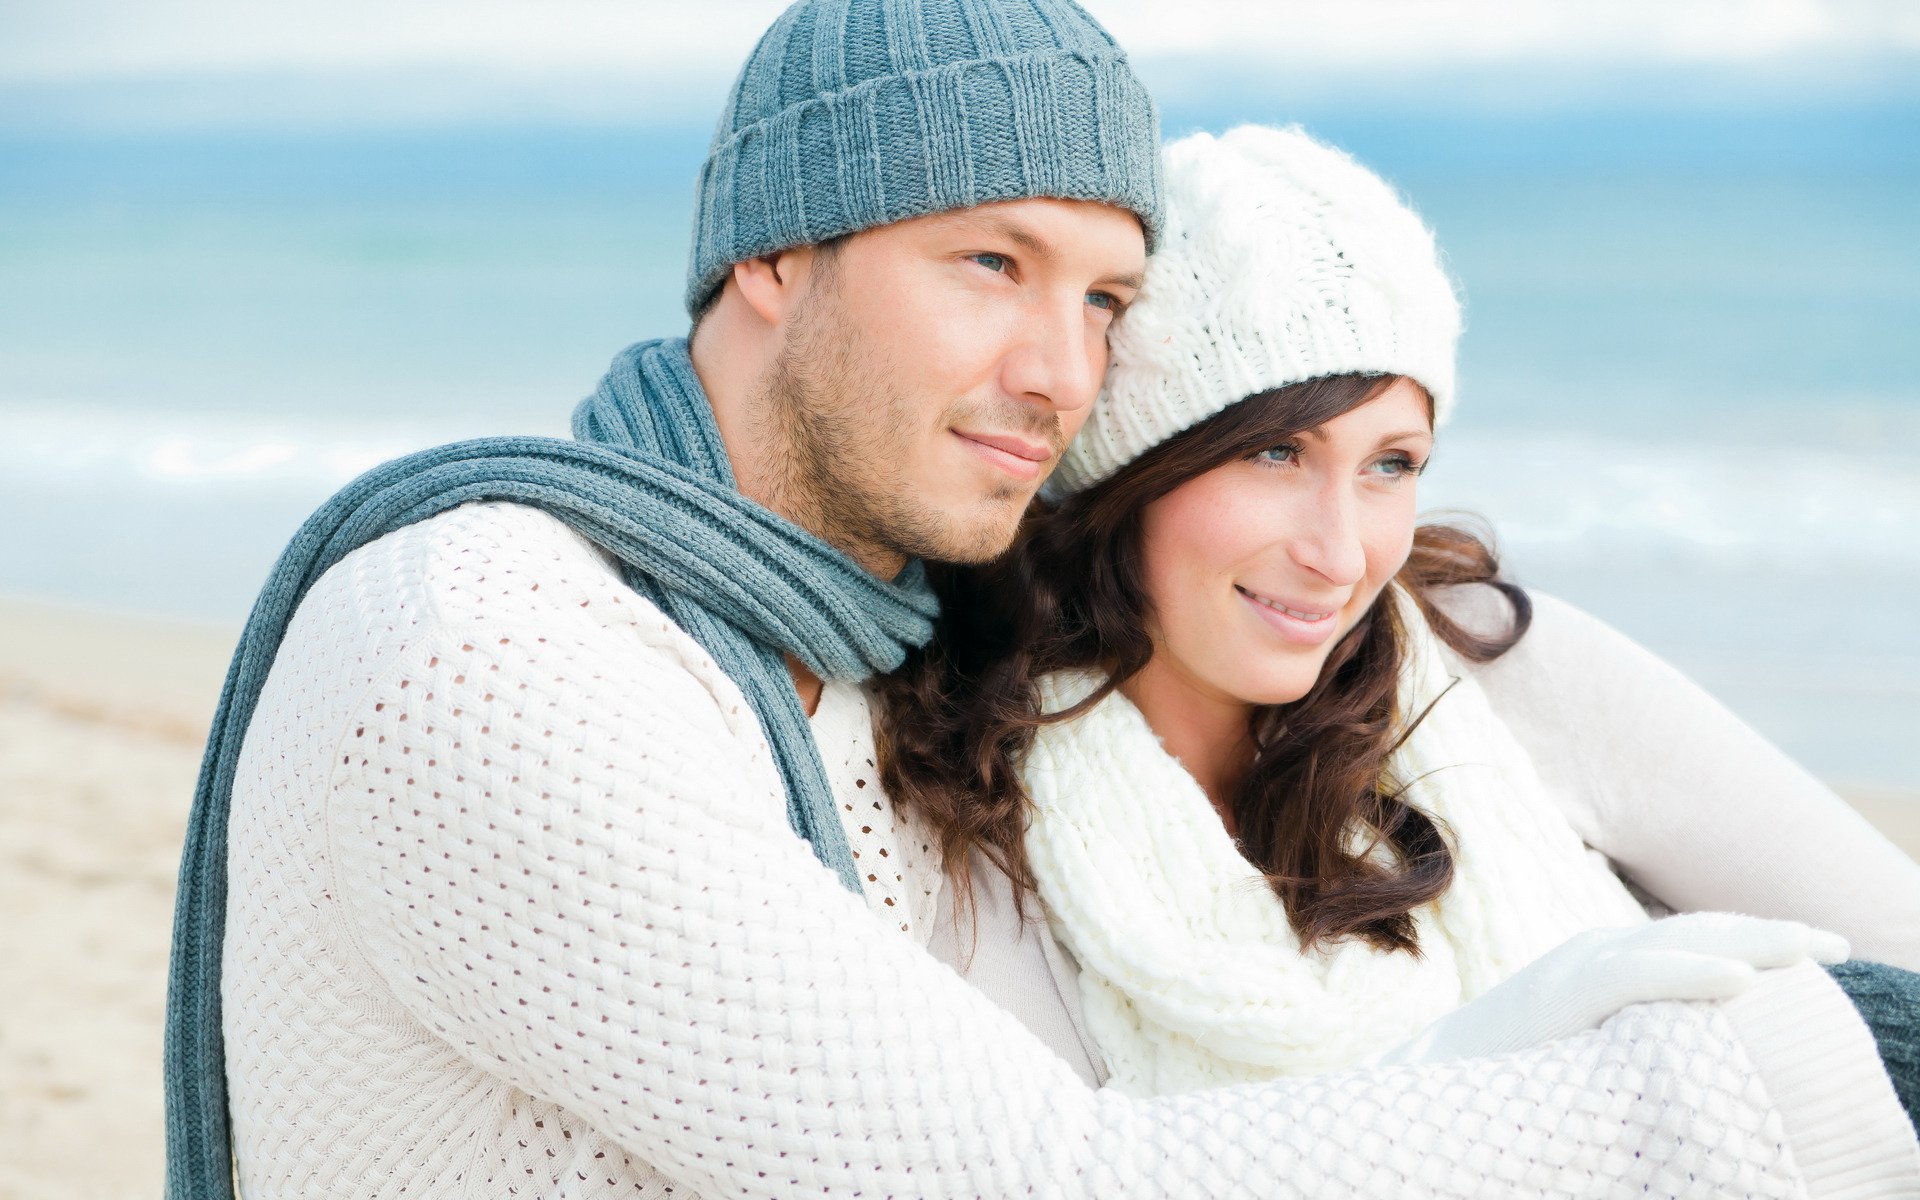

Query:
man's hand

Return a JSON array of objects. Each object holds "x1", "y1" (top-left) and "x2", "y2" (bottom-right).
[{"x1": 1370, "y1": 912, "x2": 1850, "y2": 1066}]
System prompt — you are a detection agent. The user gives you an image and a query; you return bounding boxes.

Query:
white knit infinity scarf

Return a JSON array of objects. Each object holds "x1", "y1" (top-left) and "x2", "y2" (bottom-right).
[{"x1": 1021, "y1": 587, "x2": 1650, "y2": 1097}]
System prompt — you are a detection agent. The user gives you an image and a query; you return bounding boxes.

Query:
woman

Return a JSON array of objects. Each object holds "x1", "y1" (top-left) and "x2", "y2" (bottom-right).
[{"x1": 878, "y1": 125, "x2": 1920, "y2": 1110}]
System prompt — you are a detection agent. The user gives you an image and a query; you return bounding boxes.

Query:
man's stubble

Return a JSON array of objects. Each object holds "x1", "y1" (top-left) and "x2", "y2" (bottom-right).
[{"x1": 758, "y1": 265, "x2": 1059, "y2": 569}]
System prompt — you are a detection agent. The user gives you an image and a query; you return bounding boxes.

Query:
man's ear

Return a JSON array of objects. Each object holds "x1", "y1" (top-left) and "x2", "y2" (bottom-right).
[{"x1": 731, "y1": 245, "x2": 817, "y2": 327}]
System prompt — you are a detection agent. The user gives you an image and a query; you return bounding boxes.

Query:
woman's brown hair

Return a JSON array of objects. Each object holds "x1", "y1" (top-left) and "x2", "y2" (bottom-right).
[{"x1": 874, "y1": 373, "x2": 1531, "y2": 955}]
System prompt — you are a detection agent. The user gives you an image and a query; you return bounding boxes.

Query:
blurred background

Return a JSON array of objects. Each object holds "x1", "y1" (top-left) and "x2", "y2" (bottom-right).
[{"x1": 1, "y1": 2, "x2": 1916, "y2": 1195}]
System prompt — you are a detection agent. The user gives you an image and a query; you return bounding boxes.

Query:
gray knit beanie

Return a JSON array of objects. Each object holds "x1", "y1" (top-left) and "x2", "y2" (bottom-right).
[{"x1": 685, "y1": 0, "x2": 1164, "y2": 315}]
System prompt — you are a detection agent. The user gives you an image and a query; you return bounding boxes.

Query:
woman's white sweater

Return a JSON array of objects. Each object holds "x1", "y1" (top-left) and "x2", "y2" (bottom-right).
[{"x1": 222, "y1": 500, "x2": 1920, "y2": 1198}]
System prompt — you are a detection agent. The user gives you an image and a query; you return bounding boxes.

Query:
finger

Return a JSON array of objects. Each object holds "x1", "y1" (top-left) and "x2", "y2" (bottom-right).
[
  {"x1": 1807, "y1": 929, "x2": 1850, "y2": 965},
  {"x1": 1601, "y1": 951, "x2": 1758, "y2": 1007},
  {"x1": 1626, "y1": 913, "x2": 1817, "y2": 968}
]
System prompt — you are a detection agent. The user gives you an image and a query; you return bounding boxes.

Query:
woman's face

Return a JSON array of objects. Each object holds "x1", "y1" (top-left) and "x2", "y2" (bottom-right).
[{"x1": 1134, "y1": 378, "x2": 1434, "y2": 710}]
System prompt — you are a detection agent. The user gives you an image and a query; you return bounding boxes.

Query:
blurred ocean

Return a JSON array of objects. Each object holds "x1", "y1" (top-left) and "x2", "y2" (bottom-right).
[{"x1": 1, "y1": 96, "x2": 1916, "y2": 787}]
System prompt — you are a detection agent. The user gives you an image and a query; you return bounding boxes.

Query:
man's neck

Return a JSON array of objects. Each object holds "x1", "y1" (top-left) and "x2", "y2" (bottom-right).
[{"x1": 787, "y1": 653, "x2": 825, "y2": 717}]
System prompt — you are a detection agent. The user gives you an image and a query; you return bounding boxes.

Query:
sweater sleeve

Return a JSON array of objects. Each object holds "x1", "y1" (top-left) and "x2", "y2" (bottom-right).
[
  {"x1": 325, "y1": 610, "x2": 1876, "y2": 1200},
  {"x1": 1433, "y1": 584, "x2": 1920, "y2": 972}
]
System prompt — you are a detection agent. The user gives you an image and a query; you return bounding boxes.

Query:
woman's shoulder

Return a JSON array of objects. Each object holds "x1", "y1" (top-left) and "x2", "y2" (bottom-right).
[
  {"x1": 1421, "y1": 582, "x2": 1698, "y2": 773},
  {"x1": 1426, "y1": 582, "x2": 1652, "y2": 683}
]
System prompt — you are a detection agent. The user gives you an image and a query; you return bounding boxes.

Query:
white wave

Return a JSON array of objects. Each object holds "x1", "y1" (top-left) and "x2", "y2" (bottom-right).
[
  {"x1": 0, "y1": 400, "x2": 551, "y2": 490},
  {"x1": 4, "y1": 404, "x2": 1915, "y2": 576},
  {"x1": 1419, "y1": 429, "x2": 1920, "y2": 575}
]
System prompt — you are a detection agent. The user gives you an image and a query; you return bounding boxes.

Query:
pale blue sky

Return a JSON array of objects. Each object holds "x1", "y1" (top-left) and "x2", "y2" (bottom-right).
[
  {"x1": 6, "y1": 0, "x2": 1918, "y2": 80},
  {"x1": 4, "y1": 0, "x2": 1918, "y2": 130}
]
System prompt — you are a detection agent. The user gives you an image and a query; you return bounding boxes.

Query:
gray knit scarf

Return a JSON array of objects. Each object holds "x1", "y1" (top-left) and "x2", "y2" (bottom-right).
[{"x1": 163, "y1": 337, "x2": 940, "y2": 1197}]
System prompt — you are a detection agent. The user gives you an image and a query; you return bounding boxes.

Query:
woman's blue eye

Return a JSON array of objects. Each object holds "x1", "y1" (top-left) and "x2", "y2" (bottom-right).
[
  {"x1": 1369, "y1": 454, "x2": 1424, "y2": 477},
  {"x1": 970, "y1": 252, "x2": 1009, "y2": 273},
  {"x1": 1086, "y1": 291, "x2": 1116, "y2": 312},
  {"x1": 1252, "y1": 444, "x2": 1299, "y2": 465}
]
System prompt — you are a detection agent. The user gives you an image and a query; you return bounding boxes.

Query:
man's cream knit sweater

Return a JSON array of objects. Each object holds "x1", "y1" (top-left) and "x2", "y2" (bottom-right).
[{"x1": 222, "y1": 500, "x2": 1920, "y2": 1198}]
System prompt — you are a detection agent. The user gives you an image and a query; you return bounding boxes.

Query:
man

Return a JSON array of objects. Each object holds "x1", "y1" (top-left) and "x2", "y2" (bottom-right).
[{"x1": 164, "y1": 0, "x2": 1912, "y2": 1195}]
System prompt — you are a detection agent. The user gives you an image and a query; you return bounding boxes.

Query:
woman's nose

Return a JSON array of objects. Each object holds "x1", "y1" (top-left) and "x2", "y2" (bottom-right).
[{"x1": 1288, "y1": 487, "x2": 1368, "y2": 587}]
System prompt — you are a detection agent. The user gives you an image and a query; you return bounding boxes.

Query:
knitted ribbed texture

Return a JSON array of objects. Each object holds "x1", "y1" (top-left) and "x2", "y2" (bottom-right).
[
  {"x1": 1051, "y1": 123, "x2": 1461, "y2": 497},
  {"x1": 1827, "y1": 961, "x2": 1920, "y2": 1133},
  {"x1": 1021, "y1": 591, "x2": 1649, "y2": 1097},
  {"x1": 217, "y1": 499, "x2": 1891, "y2": 1197},
  {"x1": 1722, "y1": 962, "x2": 1920, "y2": 1197},
  {"x1": 685, "y1": 0, "x2": 1163, "y2": 313},
  {"x1": 162, "y1": 339, "x2": 937, "y2": 1197}
]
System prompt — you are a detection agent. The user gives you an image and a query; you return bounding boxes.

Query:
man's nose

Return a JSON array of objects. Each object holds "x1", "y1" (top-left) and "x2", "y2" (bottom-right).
[{"x1": 997, "y1": 294, "x2": 1099, "y2": 416}]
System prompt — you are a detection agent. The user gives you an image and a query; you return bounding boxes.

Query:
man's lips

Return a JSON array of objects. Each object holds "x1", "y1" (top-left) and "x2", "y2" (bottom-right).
[{"x1": 953, "y1": 429, "x2": 1052, "y2": 480}]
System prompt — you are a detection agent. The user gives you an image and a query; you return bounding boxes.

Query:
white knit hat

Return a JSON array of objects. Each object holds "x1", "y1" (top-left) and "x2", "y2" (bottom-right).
[{"x1": 1050, "y1": 124, "x2": 1462, "y2": 496}]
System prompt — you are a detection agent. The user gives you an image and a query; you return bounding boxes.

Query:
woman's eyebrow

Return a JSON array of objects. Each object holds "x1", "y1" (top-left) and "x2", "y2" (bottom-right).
[
  {"x1": 1295, "y1": 426, "x2": 1433, "y2": 445},
  {"x1": 1374, "y1": 429, "x2": 1434, "y2": 446}
]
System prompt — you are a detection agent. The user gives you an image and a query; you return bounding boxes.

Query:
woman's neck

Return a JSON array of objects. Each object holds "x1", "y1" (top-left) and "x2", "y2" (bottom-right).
[{"x1": 1117, "y1": 660, "x2": 1257, "y2": 838}]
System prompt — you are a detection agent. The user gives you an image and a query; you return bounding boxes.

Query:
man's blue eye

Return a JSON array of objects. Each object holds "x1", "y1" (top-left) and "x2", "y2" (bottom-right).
[{"x1": 971, "y1": 253, "x2": 1009, "y2": 272}]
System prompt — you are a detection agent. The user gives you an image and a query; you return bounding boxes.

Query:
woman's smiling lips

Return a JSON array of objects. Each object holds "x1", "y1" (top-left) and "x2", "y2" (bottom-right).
[
  {"x1": 1234, "y1": 583, "x2": 1342, "y2": 646},
  {"x1": 953, "y1": 428, "x2": 1051, "y2": 480}
]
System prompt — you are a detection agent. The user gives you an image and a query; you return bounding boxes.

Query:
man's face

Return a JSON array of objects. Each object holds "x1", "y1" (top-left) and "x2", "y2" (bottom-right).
[{"x1": 764, "y1": 197, "x2": 1146, "y2": 567}]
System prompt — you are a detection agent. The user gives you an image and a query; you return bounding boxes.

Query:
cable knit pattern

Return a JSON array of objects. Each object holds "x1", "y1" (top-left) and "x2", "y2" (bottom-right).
[
  {"x1": 1021, "y1": 589, "x2": 1650, "y2": 1096},
  {"x1": 1388, "y1": 587, "x2": 1655, "y2": 987},
  {"x1": 224, "y1": 499, "x2": 1900, "y2": 1198},
  {"x1": 1050, "y1": 124, "x2": 1462, "y2": 496}
]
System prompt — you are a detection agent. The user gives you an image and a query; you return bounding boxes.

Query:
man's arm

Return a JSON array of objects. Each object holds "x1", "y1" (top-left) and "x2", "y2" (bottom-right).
[
  {"x1": 1435, "y1": 584, "x2": 1920, "y2": 972},
  {"x1": 324, "y1": 613, "x2": 1892, "y2": 1199}
]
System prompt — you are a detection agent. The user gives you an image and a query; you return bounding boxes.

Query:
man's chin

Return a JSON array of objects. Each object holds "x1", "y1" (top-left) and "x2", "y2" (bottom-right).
[{"x1": 889, "y1": 496, "x2": 1031, "y2": 566}]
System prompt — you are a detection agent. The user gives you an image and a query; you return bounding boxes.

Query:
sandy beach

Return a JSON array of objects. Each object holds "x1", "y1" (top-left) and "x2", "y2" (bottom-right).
[
  {"x1": 2, "y1": 595, "x2": 1916, "y2": 1199},
  {"x1": 0, "y1": 599, "x2": 232, "y2": 1200}
]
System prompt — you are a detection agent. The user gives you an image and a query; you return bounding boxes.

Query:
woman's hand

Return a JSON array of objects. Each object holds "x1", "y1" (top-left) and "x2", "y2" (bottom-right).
[{"x1": 1369, "y1": 912, "x2": 1850, "y2": 1066}]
